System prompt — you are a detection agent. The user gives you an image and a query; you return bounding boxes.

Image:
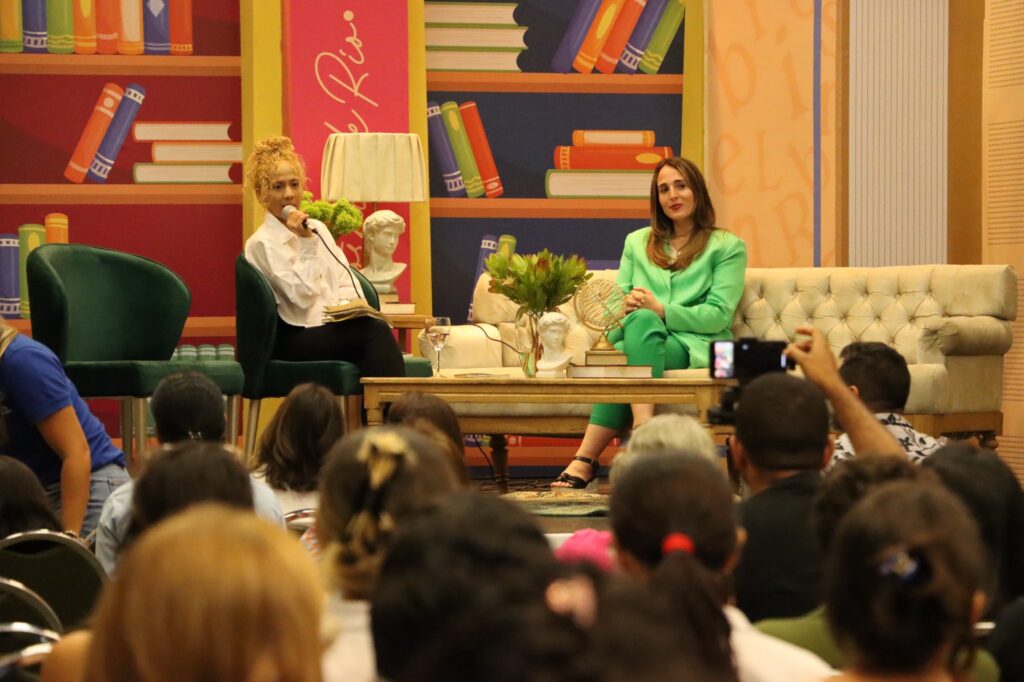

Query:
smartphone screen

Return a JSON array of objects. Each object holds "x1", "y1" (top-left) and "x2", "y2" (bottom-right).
[{"x1": 710, "y1": 340, "x2": 735, "y2": 379}]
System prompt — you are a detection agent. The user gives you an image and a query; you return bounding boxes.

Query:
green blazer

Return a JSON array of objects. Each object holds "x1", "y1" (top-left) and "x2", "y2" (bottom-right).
[{"x1": 608, "y1": 226, "x2": 747, "y2": 368}]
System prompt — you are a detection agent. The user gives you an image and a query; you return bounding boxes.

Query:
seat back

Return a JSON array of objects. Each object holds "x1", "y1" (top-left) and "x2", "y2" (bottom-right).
[
  {"x1": 235, "y1": 255, "x2": 279, "y2": 396},
  {"x1": 0, "y1": 531, "x2": 106, "y2": 631},
  {"x1": 0, "y1": 580, "x2": 61, "y2": 634},
  {"x1": 351, "y1": 267, "x2": 381, "y2": 311},
  {"x1": 26, "y1": 244, "x2": 190, "y2": 362},
  {"x1": 0, "y1": 622, "x2": 61, "y2": 678}
]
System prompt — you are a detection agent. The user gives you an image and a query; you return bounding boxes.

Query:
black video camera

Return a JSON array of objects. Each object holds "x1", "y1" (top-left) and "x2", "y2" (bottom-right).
[{"x1": 707, "y1": 338, "x2": 795, "y2": 425}]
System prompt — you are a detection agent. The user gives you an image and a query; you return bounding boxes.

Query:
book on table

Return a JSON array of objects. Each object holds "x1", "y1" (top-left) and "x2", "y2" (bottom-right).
[
  {"x1": 568, "y1": 364, "x2": 652, "y2": 378},
  {"x1": 381, "y1": 302, "x2": 416, "y2": 315},
  {"x1": 585, "y1": 349, "x2": 629, "y2": 366}
]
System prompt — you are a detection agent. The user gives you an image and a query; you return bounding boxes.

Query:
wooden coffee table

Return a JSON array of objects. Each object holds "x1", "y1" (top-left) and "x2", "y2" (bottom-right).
[{"x1": 361, "y1": 374, "x2": 729, "y2": 492}]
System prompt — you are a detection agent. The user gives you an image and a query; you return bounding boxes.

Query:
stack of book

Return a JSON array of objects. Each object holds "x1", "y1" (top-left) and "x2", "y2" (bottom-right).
[
  {"x1": 131, "y1": 122, "x2": 241, "y2": 184},
  {"x1": 1, "y1": 0, "x2": 194, "y2": 55},
  {"x1": 545, "y1": 129, "x2": 672, "y2": 198},
  {"x1": 424, "y1": 2, "x2": 524, "y2": 72},
  {"x1": 568, "y1": 348, "x2": 652, "y2": 378},
  {"x1": 378, "y1": 293, "x2": 415, "y2": 316},
  {"x1": 551, "y1": 0, "x2": 684, "y2": 74},
  {"x1": 426, "y1": 100, "x2": 503, "y2": 199}
]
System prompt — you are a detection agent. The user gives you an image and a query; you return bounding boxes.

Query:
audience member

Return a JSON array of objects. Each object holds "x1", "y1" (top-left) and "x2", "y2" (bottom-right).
[
  {"x1": 43, "y1": 506, "x2": 323, "y2": 682},
  {"x1": 610, "y1": 413, "x2": 717, "y2": 485},
  {"x1": 830, "y1": 341, "x2": 944, "y2": 468},
  {"x1": 0, "y1": 455, "x2": 61, "y2": 537},
  {"x1": 371, "y1": 492, "x2": 563, "y2": 681},
  {"x1": 385, "y1": 391, "x2": 469, "y2": 484},
  {"x1": 0, "y1": 322, "x2": 127, "y2": 535},
  {"x1": 594, "y1": 579, "x2": 741, "y2": 682},
  {"x1": 728, "y1": 372, "x2": 831, "y2": 622},
  {"x1": 319, "y1": 426, "x2": 460, "y2": 682},
  {"x1": 119, "y1": 441, "x2": 254, "y2": 550},
  {"x1": 989, "y1": 597, "x2": 1024, "y2": 682},
  {"x1": 611, "y1": 450, "x2": 834, "y2": 682},
  {"x1": 824, "y1": 481, "x2": 986, "y2": 682},
  {"x1": 729, "y1": 327, "x2": 906, "y2": 623},
  {"x1": 254, "y1": 382, "x2": 343, "y2": 513},
  {"x1": 94, "y1": 371, "x2": 283, "y2": 573},
  {"x1": 149, "y1": 370, "x2": 227, "y2": 443},
  {"x1": 923, "y1": 443, "x2": 1024, "y2": 617},
  {"x1": 756, "y1": 458, "x2": 999, "y2": 682}
]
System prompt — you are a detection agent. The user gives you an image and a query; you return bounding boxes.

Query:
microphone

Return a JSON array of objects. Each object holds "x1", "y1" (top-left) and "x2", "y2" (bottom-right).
[{"x1": 282, "y1": 205, "x2": 313, "y2": 232}]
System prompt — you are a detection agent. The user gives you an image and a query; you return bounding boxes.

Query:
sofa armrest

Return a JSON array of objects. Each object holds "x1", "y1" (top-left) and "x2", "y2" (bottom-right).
[
  {"x1": 417, "y1": 323, "x2": 505, "y2": 369},
  {"x1": 917, "y1": 316, "x2": 1013, "y2": 361}
]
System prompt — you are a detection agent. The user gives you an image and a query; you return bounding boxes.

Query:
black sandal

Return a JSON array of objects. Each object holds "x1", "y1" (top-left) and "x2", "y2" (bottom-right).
[{"x1": 551, "y1": 455, "x2": 600, "y2": 489}]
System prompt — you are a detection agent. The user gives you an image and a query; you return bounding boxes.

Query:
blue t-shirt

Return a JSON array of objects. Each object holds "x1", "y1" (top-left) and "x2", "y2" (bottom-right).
[{"x1": 0, "y1": 335, "x2": 124, "y2": 485}]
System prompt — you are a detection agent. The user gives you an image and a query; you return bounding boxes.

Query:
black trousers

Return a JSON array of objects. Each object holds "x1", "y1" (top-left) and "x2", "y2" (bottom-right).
[{"x1": 274, "y1": 316, "x2": 405, "y2": 378}]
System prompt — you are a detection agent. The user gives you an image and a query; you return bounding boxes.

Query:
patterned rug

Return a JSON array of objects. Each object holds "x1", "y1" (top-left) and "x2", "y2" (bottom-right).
[{"x1": 502, "y1": 490, "x2": 609, "y2": 517}]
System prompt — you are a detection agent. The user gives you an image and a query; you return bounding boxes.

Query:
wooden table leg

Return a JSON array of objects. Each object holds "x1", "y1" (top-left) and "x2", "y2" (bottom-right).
[
  {"x1": 364, "y1": 389, "x2": 385, "y2": 426},
  {"x1": 489, "y1": 433, "x2": 509, "y2": 494}
]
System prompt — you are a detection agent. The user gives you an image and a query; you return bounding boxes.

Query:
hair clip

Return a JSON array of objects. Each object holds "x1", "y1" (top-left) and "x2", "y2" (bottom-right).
[
  {"x1": 661, "y1": 532, "x2": 695, "y2": 556},
  {"x1": 878, "y1": 549, "x2": 923, "y2": 583}
]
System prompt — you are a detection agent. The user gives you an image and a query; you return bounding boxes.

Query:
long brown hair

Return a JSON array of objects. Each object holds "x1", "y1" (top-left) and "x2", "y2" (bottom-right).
[{"x1": 647, "y1": 157, "x2": 717, "y2": 270}]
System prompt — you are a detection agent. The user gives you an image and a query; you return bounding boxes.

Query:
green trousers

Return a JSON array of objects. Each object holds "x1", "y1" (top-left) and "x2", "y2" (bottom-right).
[{"x1": 589, "y1": 309, "x2": 691, "y2": 430}]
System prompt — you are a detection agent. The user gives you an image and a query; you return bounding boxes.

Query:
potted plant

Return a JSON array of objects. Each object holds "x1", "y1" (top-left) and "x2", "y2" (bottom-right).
[
  {"x1": 485, "y1": 249, "x2": 591, "y2": 376},
  {"x1": 299, "y1": 191, "x2": 363, "y2": 239}
]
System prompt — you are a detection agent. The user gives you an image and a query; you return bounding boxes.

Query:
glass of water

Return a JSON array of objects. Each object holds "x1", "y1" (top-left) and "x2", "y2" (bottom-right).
[{"x1": 425, "y1": 316, "x2": 451, "y2": 375}]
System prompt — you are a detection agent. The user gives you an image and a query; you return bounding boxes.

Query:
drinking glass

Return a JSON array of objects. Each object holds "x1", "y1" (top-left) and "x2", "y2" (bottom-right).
[{"x1": 425, "y1": 316, "x2": 451, "y2": 375}]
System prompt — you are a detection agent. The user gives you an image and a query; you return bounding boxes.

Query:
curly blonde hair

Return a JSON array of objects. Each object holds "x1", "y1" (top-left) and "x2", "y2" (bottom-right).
[{"x1": 244, "y1": 135, "x2": 307, "y2": 207}]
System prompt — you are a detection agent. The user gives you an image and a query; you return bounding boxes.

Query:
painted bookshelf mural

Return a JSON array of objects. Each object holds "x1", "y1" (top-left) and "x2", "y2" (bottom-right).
[
  {"x1": 425, "y1": 0, "x2": 684, "y2": 320},
  {"x1": 0, "y1": 0, "x2": 242, "y2": 322}
]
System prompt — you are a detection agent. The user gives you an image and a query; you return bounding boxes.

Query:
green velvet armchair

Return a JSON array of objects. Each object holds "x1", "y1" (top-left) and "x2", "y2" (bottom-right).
[
  {"x1": 235, "y1": 255, "x2": 431, "y2": 459},
  {"x1": 26, "y1": 244, "x2": 244, "y2": 460}
]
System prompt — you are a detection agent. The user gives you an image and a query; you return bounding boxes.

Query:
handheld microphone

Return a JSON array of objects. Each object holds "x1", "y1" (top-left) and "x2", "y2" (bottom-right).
[{"x1": 282, "y1": 205, "x2": 313, "y2": 232}]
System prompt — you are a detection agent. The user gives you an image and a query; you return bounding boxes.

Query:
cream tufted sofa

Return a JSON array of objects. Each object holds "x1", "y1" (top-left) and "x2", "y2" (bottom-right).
[{"x1": 424, "y1": 264, "x2": 1017, "y2": 441}]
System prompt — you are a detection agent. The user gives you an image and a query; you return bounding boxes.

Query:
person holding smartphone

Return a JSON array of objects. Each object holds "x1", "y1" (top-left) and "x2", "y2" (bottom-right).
[
  {"x1": 243, "y1": 136, "x2": 404, "y2": 377},
  {"x1": 552, "y1": 157, "x2": 747, "y2": 488}
]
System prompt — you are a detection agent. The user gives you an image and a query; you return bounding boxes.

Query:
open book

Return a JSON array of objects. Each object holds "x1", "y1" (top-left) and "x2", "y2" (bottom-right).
[{"x1": 322, "y1": 300, "x2": 392, "y2": 327}]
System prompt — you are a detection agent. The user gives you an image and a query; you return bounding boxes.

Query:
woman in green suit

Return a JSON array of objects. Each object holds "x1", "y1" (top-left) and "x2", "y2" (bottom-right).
[{"x1": 553, "y1": 157, "x2": 747, "y2": 488}]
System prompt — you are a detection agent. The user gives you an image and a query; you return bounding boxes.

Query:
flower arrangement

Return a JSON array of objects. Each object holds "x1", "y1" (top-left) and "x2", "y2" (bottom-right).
[
  {"x1": 485, "y1": 249, "x2": 592, "y2": 318},
  {"x1": 485, "y1": 249, "x2": 591, "y2": 376},
  {"x1": 299, "y1": 191, "x2": 363, "y2": 239}
]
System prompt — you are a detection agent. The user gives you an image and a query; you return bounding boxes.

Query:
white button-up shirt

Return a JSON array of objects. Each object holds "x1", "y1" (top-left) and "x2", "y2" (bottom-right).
[{"x1": 245, "y1": 212, "x2": 363, "y2": 328}]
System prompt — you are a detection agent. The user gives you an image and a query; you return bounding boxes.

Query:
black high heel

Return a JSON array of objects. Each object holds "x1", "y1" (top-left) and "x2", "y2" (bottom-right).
[{"x1": 551, "y1": 455, "x2": 600, "y2": 489}]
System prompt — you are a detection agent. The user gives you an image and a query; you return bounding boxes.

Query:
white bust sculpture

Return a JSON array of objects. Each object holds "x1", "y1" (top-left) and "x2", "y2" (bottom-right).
[
  {"x1": 360, "y1": 210, "x2": 407, "y2": 295},
  {"x1": 536, "y1": 311, "x2": 573, "y2": 378}
]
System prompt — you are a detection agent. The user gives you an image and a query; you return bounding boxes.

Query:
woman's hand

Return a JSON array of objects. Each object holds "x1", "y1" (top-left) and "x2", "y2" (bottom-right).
[
  {"x1": 283, "y1": 207, "x2": 314, "y2": 238},
  {"x1": 625, "y1": 287, "x2": 665, "y2": 318}
]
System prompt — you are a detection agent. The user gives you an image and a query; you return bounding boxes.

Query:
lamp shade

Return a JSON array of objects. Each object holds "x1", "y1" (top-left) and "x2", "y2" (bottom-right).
[{"x1": 320, "y1": 133, "x2": 428, "y2": 203}]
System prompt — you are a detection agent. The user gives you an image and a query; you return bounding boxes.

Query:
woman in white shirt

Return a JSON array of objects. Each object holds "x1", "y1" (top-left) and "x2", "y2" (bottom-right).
[{"x1": 243, "y1": 136, "x2": 404, "y2": 376}]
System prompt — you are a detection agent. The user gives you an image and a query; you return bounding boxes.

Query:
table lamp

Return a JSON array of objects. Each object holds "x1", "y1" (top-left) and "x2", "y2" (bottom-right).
[{"x1": 320, "y1": 133, "x2": 428, "y2": 299}]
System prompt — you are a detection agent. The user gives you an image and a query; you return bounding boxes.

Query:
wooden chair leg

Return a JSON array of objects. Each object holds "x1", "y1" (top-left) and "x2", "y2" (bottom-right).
[
  {"x1": 344, "y1": 395, "x2": 363, "y2": 433},
  {"x1": 245, "y1": 399, "x2": 261, "y2": 463},
  {"x1": 226, "y1": 395, "x2": 241, "y2": 450},
  {"x1": 119, "y1": 398, "x2": 133, "y2": 461},
  {"x1": 132, "y1": 397, "x2": 148, "y2": 463}
]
